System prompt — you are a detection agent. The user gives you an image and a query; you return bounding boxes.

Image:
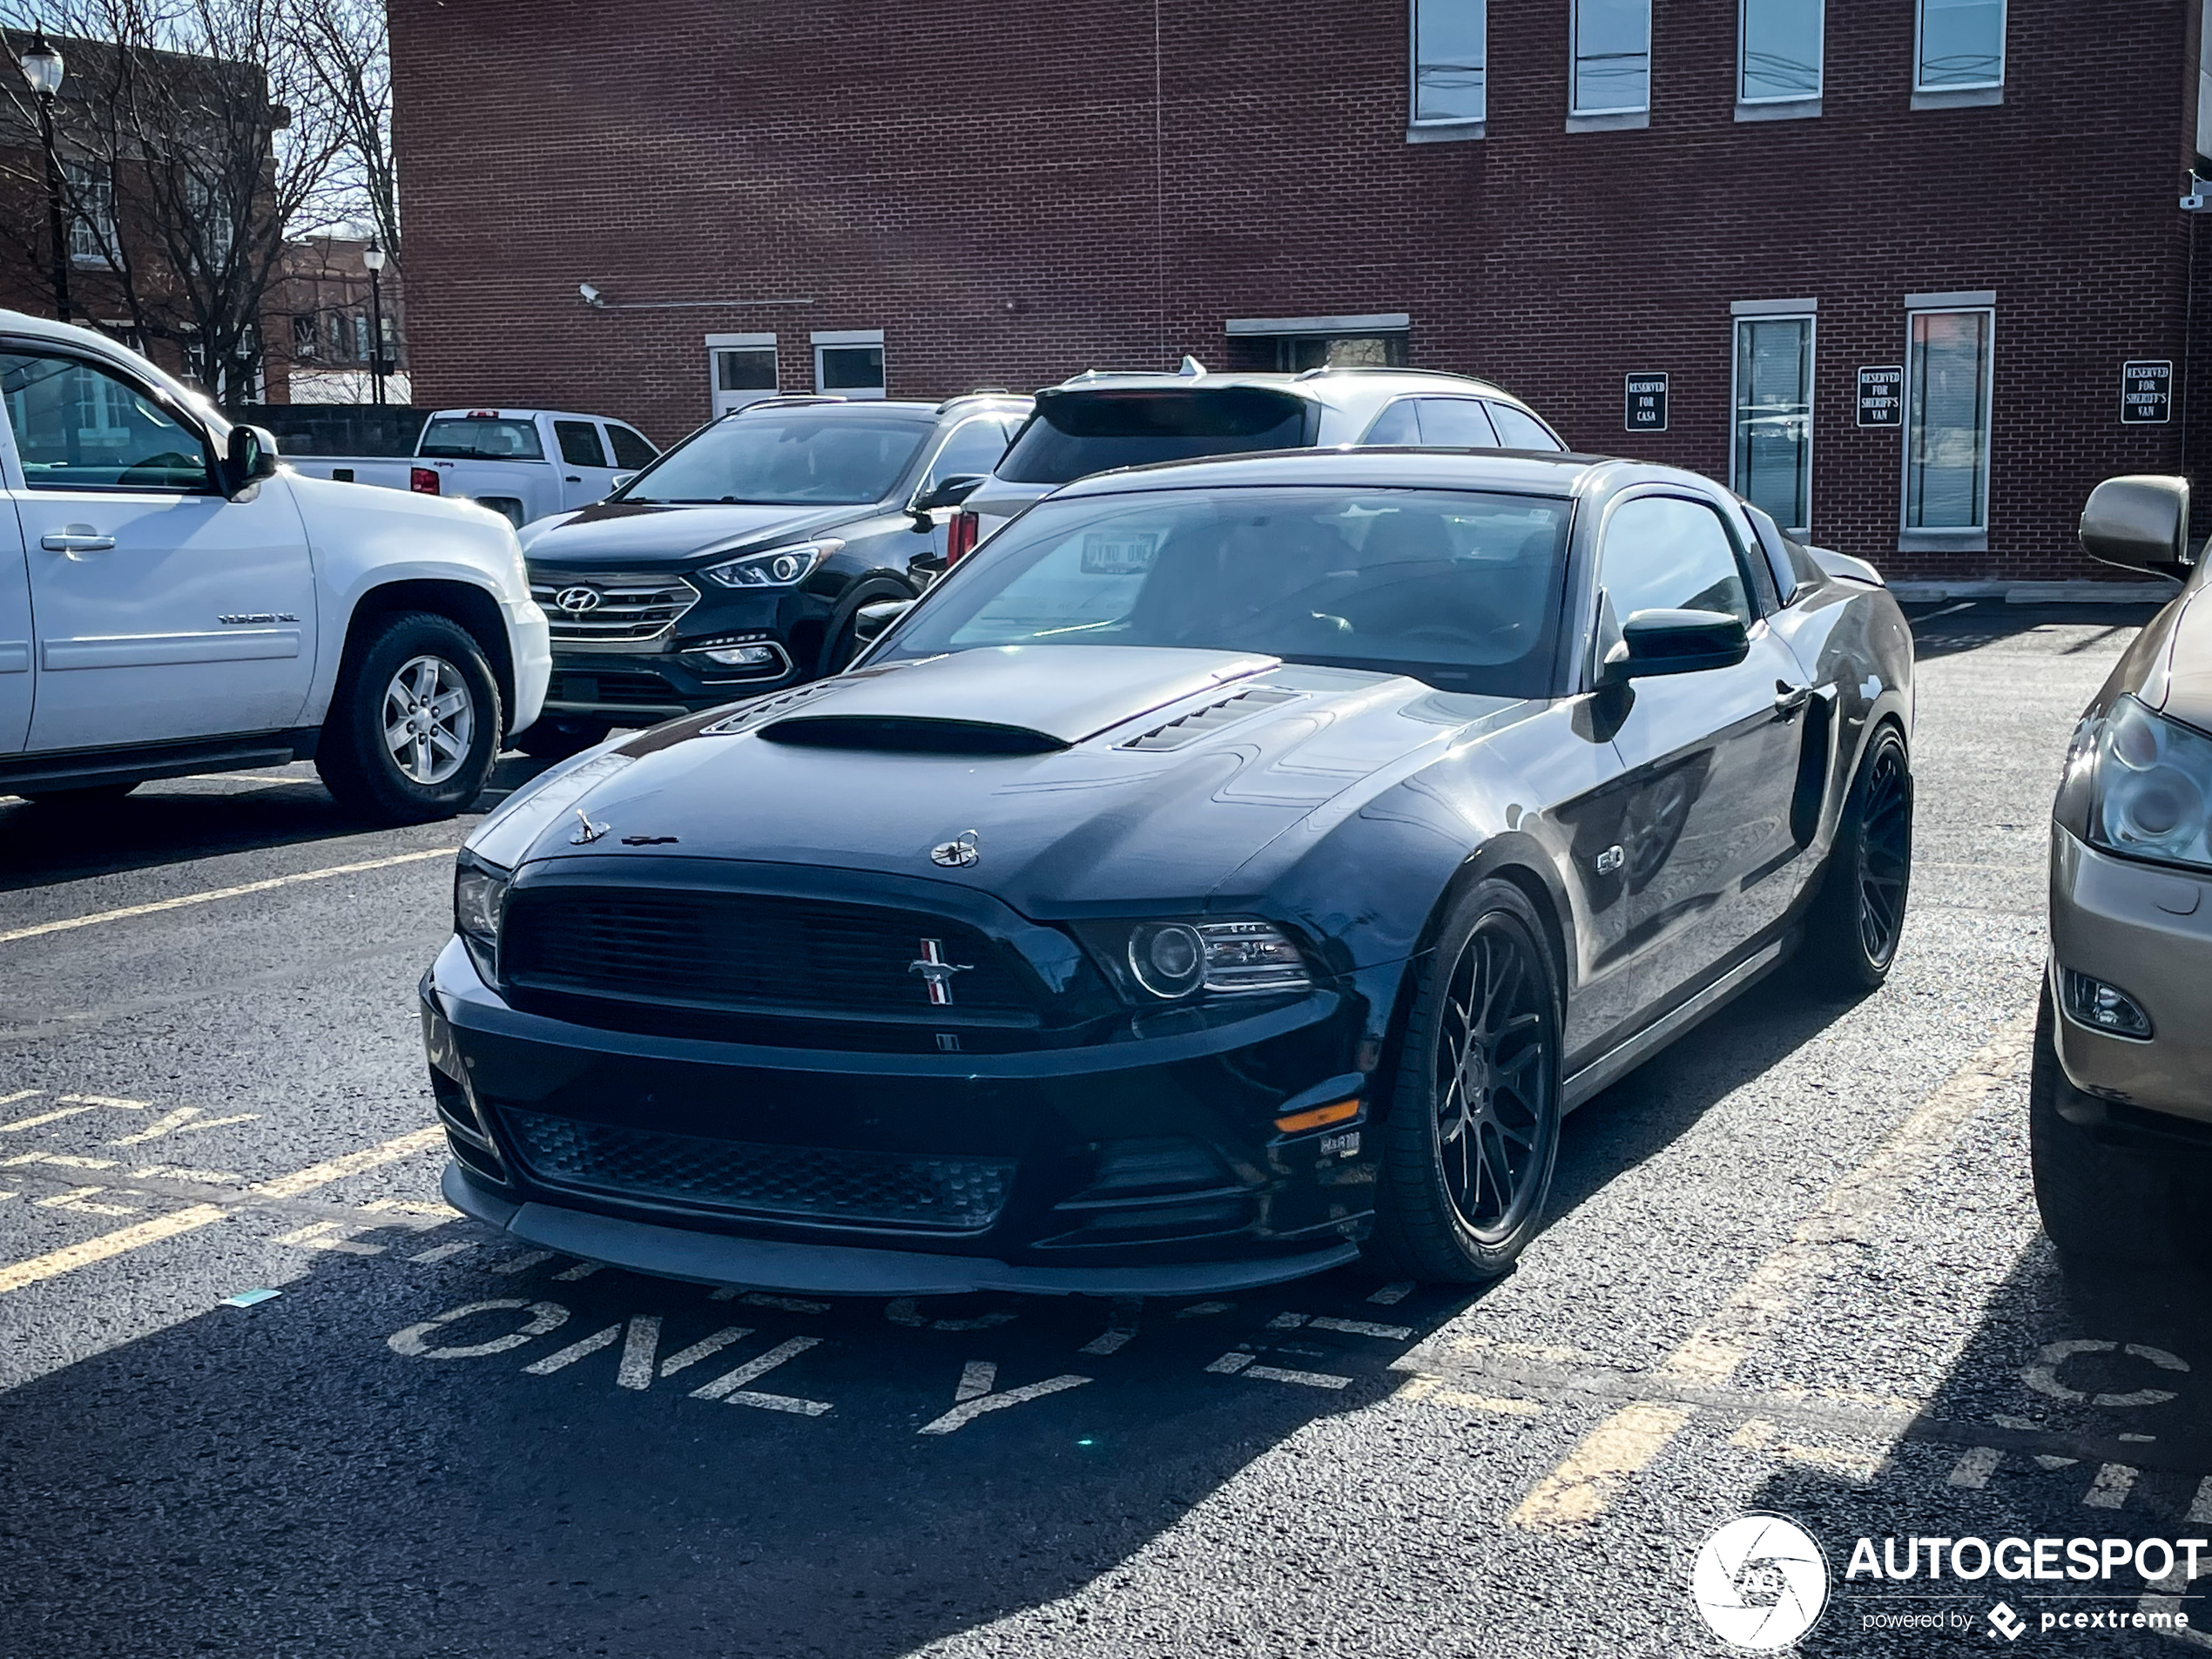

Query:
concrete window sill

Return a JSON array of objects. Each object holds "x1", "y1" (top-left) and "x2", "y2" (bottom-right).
[
  {"x1": 1565, "y1": 110, "x2": 1649, "y2": 133},
  {"x1": 1912, "y1": 85, "x2": 2003, "y2": 110},
  {"x1": 1898, "y1": 529, "x2": 1990, "y2": 555},
  {"x1": 1406, "y1": 119, "x2": 1485, "y2": 145},
  {"x1": 1736, "y1": 96, "x2": 1821, "y2": 122}
]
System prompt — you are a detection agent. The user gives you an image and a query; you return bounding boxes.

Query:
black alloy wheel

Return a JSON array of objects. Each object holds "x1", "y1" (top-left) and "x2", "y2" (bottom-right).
[
  {"x1": 1366, "y1": 878, "x2": 1563, "y2": 1283},
  {"x1": 1805, "y1": 725, "x2": 1913, "y2": 992}
]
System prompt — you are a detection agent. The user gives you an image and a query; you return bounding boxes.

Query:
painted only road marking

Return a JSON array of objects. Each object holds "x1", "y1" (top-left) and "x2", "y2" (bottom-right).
[
  {"x1": 1081, "y1": 1297, "x2": 1143, "y2": 1357},
  {"x1": 0, "y1": 1124, "x2": 445, "y2": 1295},
  {"x1": 388, "y1": 1300, "x2": 570, "y2": 1359},
  {"x1": 1266, "y1": 1312, "x2": 1413, "y2": 1340},
  {"x1": 58, "y1": 1095, "x2": 148, "y2": 1110},
  {"x1": 1949, "y1": 1447, "x2": 2004, "y2": 1489},
  {"x1": 919, "y1": 1359, "x2": 1090, "y2": 1433},
  {"x1": 2085, "y1": 1464, "x2": 2141, "y2": 1510},
  {"x1": 0, "y1": 846, "x2": 455, "y2": 947},
  {"x1": 1206, "y1": 1351, "x2": 1353, "y2": 1390},
  {"x1": 2192, "y1": 1479, "x2": 2212, "y2": 1525},
  {"x1": 1, "y1": 1103, "x2": 96, "y2": 1133},
  {"x1": 109, "y1": 1107, "x2": 259, "y2": 1147},
  {"x1": 1511, "y1": 1007, "x2": 2037, "y2": 1534},
  {"x1": 1367, "y1": 1281, "x2": 1414, "y2": 1305},
  {"x1": 690, "y1": 1336, "x2": 830, "y2": 1414}
]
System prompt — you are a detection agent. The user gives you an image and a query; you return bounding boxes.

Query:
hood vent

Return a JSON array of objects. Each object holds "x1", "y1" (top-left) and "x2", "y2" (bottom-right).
[
  {"x1": 1118, "y1": 687, "x2": 1299, "y2": 752},
  {"x1": 699, "y1": 678, "x2": 851, "y2": 738},
  {"x1": 758, "y1": 716, "x2": 1068, "y2": 755}
]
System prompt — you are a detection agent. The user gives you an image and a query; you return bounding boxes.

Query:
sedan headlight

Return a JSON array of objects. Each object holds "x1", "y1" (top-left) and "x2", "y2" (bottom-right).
[
  {"x1": 1078, "y1": 917, "x2": 1312, "y2": 1001},
  {"x1": 2087, "y1": 696, "x2": 2212, "y2": 872},
  {"x1": 699, "y1": 540, "x2": 840, "y2": 589},
  {"x1": 454, "y1": 851, "x2": 510, "y2": 982}
]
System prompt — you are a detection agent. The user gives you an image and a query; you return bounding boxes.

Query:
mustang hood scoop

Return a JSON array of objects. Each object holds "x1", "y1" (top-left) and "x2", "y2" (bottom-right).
[{"x1": 753, "y1": 645, "x2": 1282, "y2": 751}]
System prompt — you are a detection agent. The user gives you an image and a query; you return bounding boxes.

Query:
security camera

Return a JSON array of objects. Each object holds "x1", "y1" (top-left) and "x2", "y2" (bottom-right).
[
  {"x1": 578, "y1": 281, "x2": 604, "y2": 307},
  {"x1": 2183, "y1": 193, "x2": 2210, "y2": 213}
]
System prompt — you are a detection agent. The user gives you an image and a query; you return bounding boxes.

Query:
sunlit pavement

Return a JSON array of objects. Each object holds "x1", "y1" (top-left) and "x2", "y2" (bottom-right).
[{"x1": 1, "y1": 603, "x2": 2204, "y2": 1658}]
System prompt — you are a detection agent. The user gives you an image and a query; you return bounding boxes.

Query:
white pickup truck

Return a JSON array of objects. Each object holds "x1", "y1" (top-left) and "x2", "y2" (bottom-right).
[
  {"x1": 285, "y1": 408, "x2": 660, "y2": 529},
  {"x1": 0, "y1": 314, "x2": 550, "y2": 822}
]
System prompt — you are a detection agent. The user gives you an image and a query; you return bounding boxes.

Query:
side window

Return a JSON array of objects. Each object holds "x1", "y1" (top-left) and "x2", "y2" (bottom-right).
[
  {"x1": 1361, "y1": 399, "x2": 1422, "y2": 445},
  {"x1": 923, "y1": 417, "x2": 1013, "y2": 488},
  {"x1": 1487, "y1": 401, "x2": 1564, "y2": 451},
  {"x1": 1413, "y1": 397, "x2": 1500, "y2": 447},
  {"x1": 1596, "y1": 496, "x2": 1753, "y2": 631},
  {"x1": 605, "y1": 424, "x2": 657, "y2": 469},
  {"x1": 0, "y1": 352, "x2": 212, "y2": 492},
  {"x1": 555, "y1": 419, "x2": 610, "y2": 469}
]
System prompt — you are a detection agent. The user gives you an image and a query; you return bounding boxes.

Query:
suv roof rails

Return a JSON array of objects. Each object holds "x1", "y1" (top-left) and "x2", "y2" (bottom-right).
[
  {"x1": 934, "y1": 388, "x2": 1021, "y2": 411},
  {"x1": 1292, "y1": 365, "x2": 1495, "y2": 384},
  {"x1": 728, "y1": 395, "x2": 848, "y2": 415}
]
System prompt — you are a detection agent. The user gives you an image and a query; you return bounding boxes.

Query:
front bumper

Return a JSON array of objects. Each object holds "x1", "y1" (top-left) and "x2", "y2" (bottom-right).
[
  {"x1": 507, "y1": 601, "x2": 551, "y2": 735},
  {"x1": 2048, "y1": 828, "x2": 2212, "y2": 1135},
  {"x1": 419, "y1": 939, "x2": 1380, "y2": 1296},
  {"x1": 541, "y1": 646, "x2": 797, "y2": 723}
]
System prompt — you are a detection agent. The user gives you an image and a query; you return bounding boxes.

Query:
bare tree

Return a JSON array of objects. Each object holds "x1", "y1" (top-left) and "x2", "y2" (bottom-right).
[{"x1": 290, "y1": 0, "x2": 395, "y2": 265}]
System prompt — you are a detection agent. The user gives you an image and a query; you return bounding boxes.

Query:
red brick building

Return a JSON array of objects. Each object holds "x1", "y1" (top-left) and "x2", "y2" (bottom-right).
[{"x1": 389, "y1": 0, "x2": 2212, "y2": 585}]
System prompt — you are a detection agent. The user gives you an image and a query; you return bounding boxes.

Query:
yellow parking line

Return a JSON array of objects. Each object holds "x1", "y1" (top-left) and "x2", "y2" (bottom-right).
[
  {"x1": 0, "y1": 848, "x2": 455, "y2": 946},
  {"x1": 0, "y1": 1124, "x2": 447, "y2": 1295}
]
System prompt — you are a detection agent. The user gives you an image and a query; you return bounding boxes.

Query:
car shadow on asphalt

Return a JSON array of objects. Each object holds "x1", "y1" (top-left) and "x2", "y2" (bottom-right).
[
  {"x1": 0, "y1": 1230, "x2": 1491, "y2": 1658},
  {"x1": 0, "y1": 752, "x2": 560, "y2": 894},
  {"x1": 1904, "y1": 600, "x2": 2163, "y2": 665}
]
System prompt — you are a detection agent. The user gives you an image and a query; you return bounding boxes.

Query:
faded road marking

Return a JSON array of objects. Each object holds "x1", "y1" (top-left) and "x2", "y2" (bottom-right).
[
  {"x1": 0, "y1": 846, "x2": 455, "y2": 946},
  {"x1": 1512, "y1": 1007, "x2": 2036, "y2": 1534},
  {"x1": 389, "y1": 1300, "x2": 570, "y2": 1359},
  {"x1": 1367, "y1": 1281, "x2": 1414, "y2": 1305},
  {"x1": 2084, "y1": 1464, "x2": 2139, "y2": 1510},
  {"x1": 1080, "y1": 1297, "x2": 1142, "y2": 1356},
  {"x1": 691, "y1": 1336, "x2": 830, "y2": 1414},
  {"x1": 35, "y1": 1185, "x2": 138, "y2": 1216},
  {"x1": 658, "y1": 1325, "x2": 751, "y2": 1379},
  {"x1": 409, "y1": 1240, "x2": 479, "y2": 1264},
  {"x1": 1205, "y1": 1351, "x2": 1352, "y2": 1390},
  {"x1": 109, "y1": 1107, "x2": 258, "y2": 1147},
  {"x1": 2189, "y1": 1478, "x2": 2212, "y2": 1525},
  {"x1": 1948, "y1": 1447, "x2": 2003, "y2": 1489},
  {"x1": 57, "y1": 1095, "x2": 147, "y2": 1110},
  {"x1": 0, "y1": 1103, "x2": 94, "y2": 1133},
  {"x1": 919, "y1": 1359, "x2": 1089, "y2": 1433},
  {"x1": 0, "y1": 1124, "x2": 447, "y2": 1296},
  {"x1": 1399, "y1": 1376, "x2": 1545, "y2": 1416}
]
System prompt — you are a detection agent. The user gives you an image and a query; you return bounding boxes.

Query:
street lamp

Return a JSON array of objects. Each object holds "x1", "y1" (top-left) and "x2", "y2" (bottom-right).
[
  {"x1": 362, "y1": 238, "x2": 387, "y2": 407},
  {"x1": 17, "y1": 30, "x2": 70, "y2": 324}
]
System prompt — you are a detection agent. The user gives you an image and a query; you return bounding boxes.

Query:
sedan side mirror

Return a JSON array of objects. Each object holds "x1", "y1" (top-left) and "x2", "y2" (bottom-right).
[
  {"x1": 912, "y1": 473, "x2": 988, "y2": 514},
  {"x1": 223, "y1": 423, "x2": 280, "y2": 497},
  {"x1": 853, "y1": 597, "x2": 914, "y2": 644},
  {"x1": 2080, "y1": 475, "x2": 2193, "y2": 579},
  {"x1": 1601, "y1": 608, "x2": 1750, "y2": 685}
]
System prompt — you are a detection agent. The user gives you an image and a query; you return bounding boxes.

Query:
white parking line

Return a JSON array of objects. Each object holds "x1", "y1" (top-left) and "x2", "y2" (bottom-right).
[
  {"x1": 1948, "y1": 1447, "x2": 2003, "y2": 1488},
  {"x1": 2084, "y1": 1464, "x2": 2139, "y2": 1509},
  {"x1": 0, "y1": 847, "x2": 455, "y2": 946}
]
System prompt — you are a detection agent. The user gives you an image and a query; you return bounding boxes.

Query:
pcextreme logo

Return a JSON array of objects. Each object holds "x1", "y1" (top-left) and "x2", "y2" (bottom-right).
[{"x1": 1691, "y1": 1514, "x2": 1831, "y2": 1650}]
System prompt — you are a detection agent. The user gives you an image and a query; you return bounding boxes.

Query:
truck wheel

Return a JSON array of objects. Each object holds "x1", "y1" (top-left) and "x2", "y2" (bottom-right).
[
  {"x1": 516, "y1": 717, "x2": 611, "y2": 761},
  {"x1": 2029, "y1": 991, "x2": 2179, "y2": 1266},
  {"x1": 316, "y1": 610, "x2": 501, "y2": 825},
  {"x1": 1801, "y1": 724, "x2": 1912, "y2": 993}
]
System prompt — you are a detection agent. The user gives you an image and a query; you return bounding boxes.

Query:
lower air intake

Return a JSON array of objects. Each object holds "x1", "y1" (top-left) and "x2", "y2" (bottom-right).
[{"x1": 501, "y1": 1109, "x2": 1015, "y2": 1232}]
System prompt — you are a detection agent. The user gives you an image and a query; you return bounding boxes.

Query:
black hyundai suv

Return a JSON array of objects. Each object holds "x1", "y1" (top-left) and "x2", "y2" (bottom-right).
[{"x1": 514, "y1": 392, "x2": 1030, "y2": 757}]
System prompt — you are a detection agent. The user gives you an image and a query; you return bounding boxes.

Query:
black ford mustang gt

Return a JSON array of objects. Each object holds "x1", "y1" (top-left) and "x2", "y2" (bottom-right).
[{"x1": 421, "y1": 448, "x2": 1914, "y2": 1294}]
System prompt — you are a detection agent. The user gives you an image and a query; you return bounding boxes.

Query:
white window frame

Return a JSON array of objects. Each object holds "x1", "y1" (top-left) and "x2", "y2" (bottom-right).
[
  {"x1": 1913, "y1": 0, "x2": 2006, "y2": 94},
  {"x1": 705, "y1": 330, "x2": 779, "y2": 416},
  {"x1": 1569, "y1": 0, "x2": 1653, "y2": 118},
  {"x1": 1898, "y1": 293, "x2": 1996, "y2": 549},
  {"x1": 1728, "y1": 300, "x2": 1817, "y2": 539},
  {"x1": 1737, "y1": 0, "x2": 1824, "y2": 106},
  {"x1": 64, "y1": 161, "x2": 115, "y2": 266},
  {"x1": 1408, "y1": 0, "x2": 1487, "y2": 134},
  {"x1": 812, "y1": 328, "x2": 886, "y2": 400}
]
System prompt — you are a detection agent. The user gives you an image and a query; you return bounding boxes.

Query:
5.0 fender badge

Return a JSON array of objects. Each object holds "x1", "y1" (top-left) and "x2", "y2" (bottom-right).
[{"x1": 929, "y1": 830, "x2": 981, "y2": 868}]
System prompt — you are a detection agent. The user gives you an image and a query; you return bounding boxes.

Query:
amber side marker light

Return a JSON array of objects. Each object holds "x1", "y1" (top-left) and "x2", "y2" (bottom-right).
[{"x1": 1275, "y1": 1098, "x2": 1361, "y2": 1134}]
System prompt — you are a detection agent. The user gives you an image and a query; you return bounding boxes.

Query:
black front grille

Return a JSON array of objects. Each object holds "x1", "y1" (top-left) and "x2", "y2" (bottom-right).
[
  {"x1": 501, "y1": 1109, "x2": 1015, "y2": 1231},
  {"x1": 553, "y1": 670, "x2": 682, "y2": 705},
  {"x1": 501, "y1": 887, "x2": 1035, "y2": 1022}
]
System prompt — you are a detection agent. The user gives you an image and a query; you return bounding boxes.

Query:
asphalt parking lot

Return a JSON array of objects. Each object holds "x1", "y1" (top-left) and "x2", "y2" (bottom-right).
[{"x1": 1, "y1": 601, "x2": 2206, "y2": 1659}]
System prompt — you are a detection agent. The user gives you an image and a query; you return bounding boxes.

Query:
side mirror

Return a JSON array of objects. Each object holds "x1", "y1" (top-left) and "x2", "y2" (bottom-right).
[
  {"x1": 912, "y1": 473, "x2": 988, "y2": 514},
  {"x1": 2080, "y1": 475, "x2": 2192, "y2": 579},
  {"x1": 852, "y1": 597, "x2": 914, "y2": 645},
  {"x1": 1600, "y1": 608, "x2": 1750, "y2": 685},
  {"x1": 223, "y1": 423, "x2": 279, "y2": 496}
]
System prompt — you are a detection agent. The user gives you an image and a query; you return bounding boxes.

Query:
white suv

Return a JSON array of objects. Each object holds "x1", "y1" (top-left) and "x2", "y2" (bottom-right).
[{"x1": 0, "y1": 314, "x2": 549, "y2": 823}]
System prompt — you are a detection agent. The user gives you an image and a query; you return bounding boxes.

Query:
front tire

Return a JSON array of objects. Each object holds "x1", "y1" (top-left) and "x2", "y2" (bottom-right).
[
  {"x1": 316, "y1": 610, "x2": 501, "y2": 825},
  {"x1": 1803, "y1": 724, "x2": 1912, "y2": 992},
  {"x1": 1363, "y1": 879, "x2": 1563, "y2": 1283},
  {"x1": 2029, "y1": 990, "x2": 2179, "y2": 1265}
]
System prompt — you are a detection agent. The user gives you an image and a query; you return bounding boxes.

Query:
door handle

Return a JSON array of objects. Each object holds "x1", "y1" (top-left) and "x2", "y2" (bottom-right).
[
  {"x1": 41, "y1": 528, "x2": 115, "y2": 553},
  {"x1": 564, "y1": 475, "x2": 583, "y2": 482},
  {"x1": 1773, "y1": 680, "x2": 1815, "y2": 717}
]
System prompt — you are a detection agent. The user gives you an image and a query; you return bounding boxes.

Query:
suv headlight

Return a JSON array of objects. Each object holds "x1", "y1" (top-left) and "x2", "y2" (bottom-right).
[
  {"x1": 454, "y1": 851, "x2": 510, "y2": 983},
  {"x1": 2087, "y1": 695, "x2": 2212, "y2": 872},
  {"x1": 1076, "y1": 917, "x2": 1312, "y2": 1001},
  {"x1": 699, "y1": 540, "x2": 840, "y2": 589}
]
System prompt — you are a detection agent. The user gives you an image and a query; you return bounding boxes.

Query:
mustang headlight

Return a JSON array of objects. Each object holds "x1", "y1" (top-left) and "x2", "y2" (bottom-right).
[
  {"x1": 454, "y1": 851, "x2": 510, "y2": 983},
  {"x1": 699, "y1": 540, "x2": 840, "y2": 589},
  {"x1": 1084, "y1": 917, "x2": 1312, "y2": 1001},
  {"x1": 2088, "y1": 696, "x2": 2212, "y2": 872}
]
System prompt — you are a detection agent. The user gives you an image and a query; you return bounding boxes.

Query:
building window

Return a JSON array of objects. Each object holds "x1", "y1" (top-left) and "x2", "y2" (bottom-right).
[
  {"x1": 1732, "y1": 312, "x2": 1815, "y2": 536},
  {"x1": 813, "y1": 329, "x2": 886, "y2": 399},
  {"x1": 707, "y1": 332, "x2": 779, "y2": 416},
  {"x1": 64, "y1": 163, "x2": 114, "y2": 265},
  {"x1": 291, "y1": 314, "x2": 316, "y2": 361},
  {"x1": 1224, "y1": 313, "x2": 1410, "y2": 372},
  {"x1": 1412, "y1": 0, "x2": 1486, "y2": 126},
  {"x1": 1572, "y1": 0, "x2": 1651, "y2": 116},
  {"x1": 1739, "y1": 0, "x2": 1822, "y2": 102},
  {"x1": 353, "y1": 314, "x2": 370, "y2": 361},
  {"x1": 1905, "y1": 307, "x2": 1993, "y2": 534},
  {"x1": 1916, "y1": 0, "x2": 2004, "y2": 91}
]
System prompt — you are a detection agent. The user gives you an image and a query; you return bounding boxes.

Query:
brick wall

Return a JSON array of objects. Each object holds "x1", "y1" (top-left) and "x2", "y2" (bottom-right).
[{"x1": 390, "y1": 0, "x2": 2203, "y2": 582}]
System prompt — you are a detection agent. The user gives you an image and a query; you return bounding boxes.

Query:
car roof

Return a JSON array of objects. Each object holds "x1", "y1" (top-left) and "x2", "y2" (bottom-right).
[
  {"x1": 1043, "y1": 445, "x2": 1697, "y2": 501},
  {"x1": 718, "y1": 394, "x2": 1032, "y2": 421},
  {"x1": 1045, "y1": 363, "x2": 1531, "y2": 408}
]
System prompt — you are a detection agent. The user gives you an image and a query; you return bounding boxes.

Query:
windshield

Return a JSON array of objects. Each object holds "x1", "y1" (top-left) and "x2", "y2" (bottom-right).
[
  {"x1": 420, "y1": 417, "x2": 544, "y2": 460},
  {"x1": 876, "y1": 486, "x2": 1572, "y2": 695},
  {"x1": 617, "y1": 409, "x2": 933, "y2": 506},
  {"x1": 998, "y1": 388, "x2": 1315, "y2": 485}
]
